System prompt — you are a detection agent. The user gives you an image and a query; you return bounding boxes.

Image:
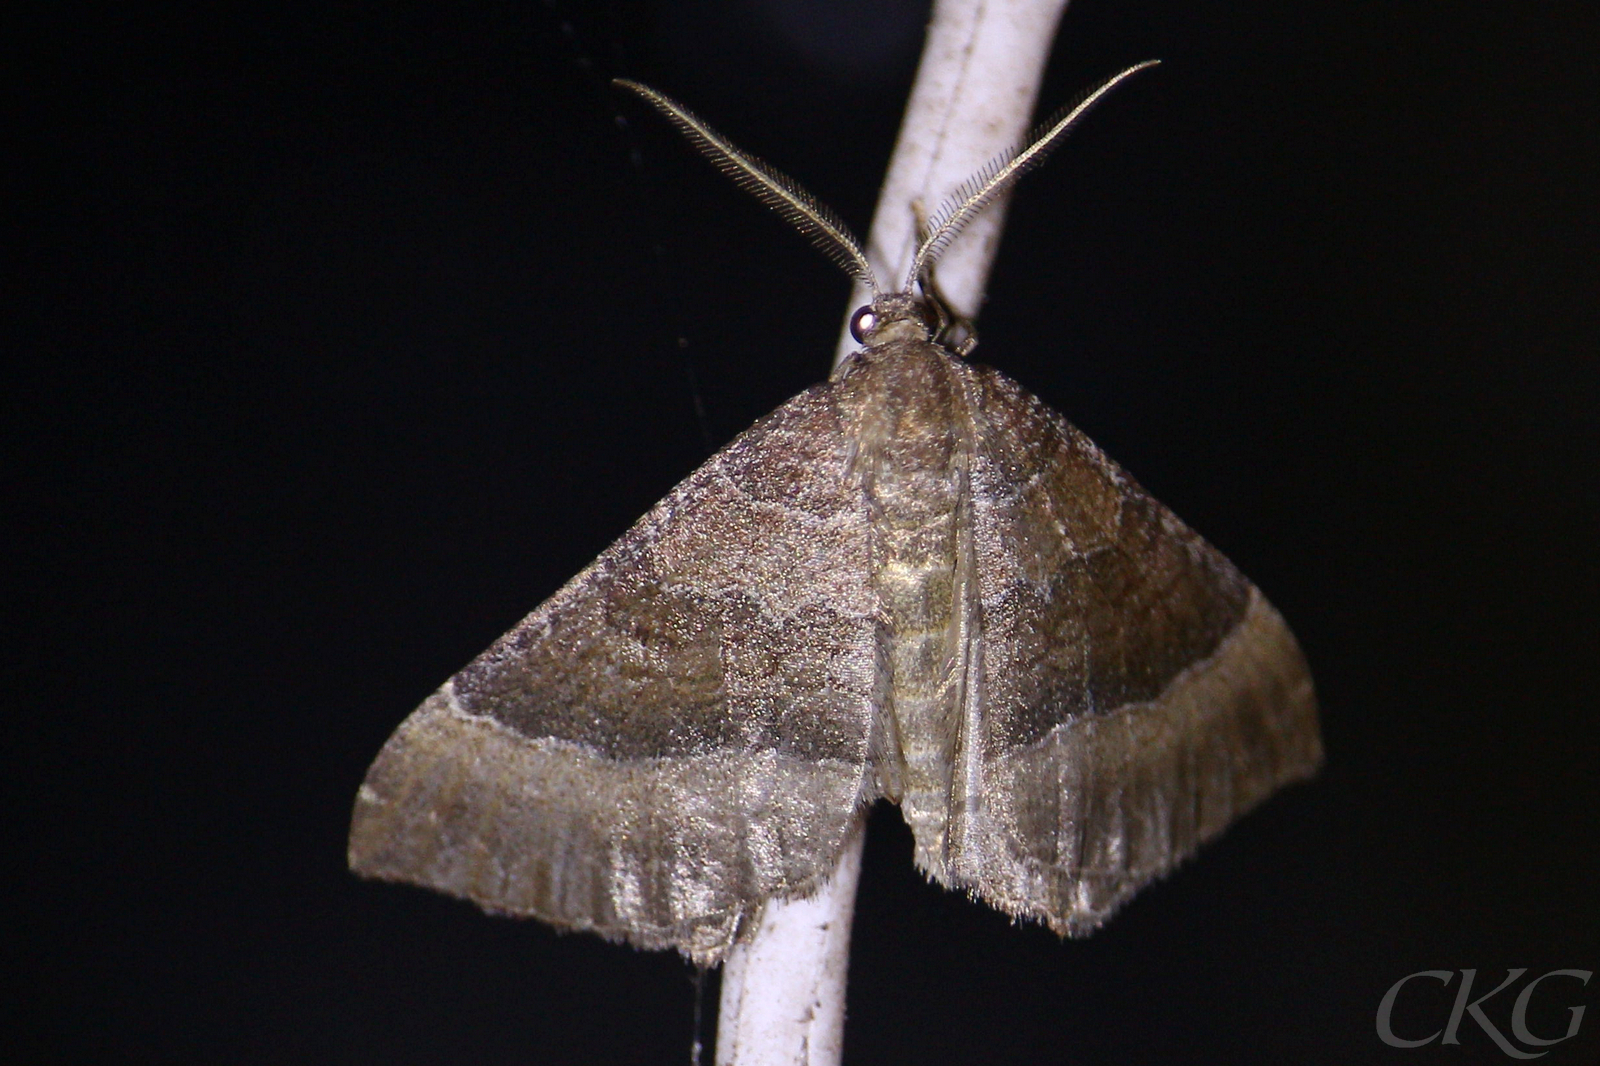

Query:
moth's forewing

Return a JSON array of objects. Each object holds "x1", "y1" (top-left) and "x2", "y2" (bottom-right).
[{"x1": 350, "y1": 385, "x2": 877, "y2": 964}]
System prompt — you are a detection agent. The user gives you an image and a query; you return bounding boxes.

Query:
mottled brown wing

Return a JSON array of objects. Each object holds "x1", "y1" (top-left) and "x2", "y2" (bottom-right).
[
  {"x1": 946, "y1": 364, "x2": 1321, "y2": 934},
  {"x1": 349, "y1": 384, "x2": 877, "y2": 965}
]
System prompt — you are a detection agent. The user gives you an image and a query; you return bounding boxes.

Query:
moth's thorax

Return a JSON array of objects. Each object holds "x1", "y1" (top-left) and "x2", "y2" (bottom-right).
[{"x1": 834, "y1": 337, "x2": 968, "y2": 517}]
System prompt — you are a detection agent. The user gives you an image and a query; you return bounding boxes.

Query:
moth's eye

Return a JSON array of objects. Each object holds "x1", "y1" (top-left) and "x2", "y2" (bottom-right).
[{"x1": 849, "y1": 306, "x2": 877, "y2": 343}]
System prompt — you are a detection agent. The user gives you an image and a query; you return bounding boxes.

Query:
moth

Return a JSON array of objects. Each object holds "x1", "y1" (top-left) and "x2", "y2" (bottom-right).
[{"x1": 350, "y1": 68, "x2": 1321, "y2": 965}]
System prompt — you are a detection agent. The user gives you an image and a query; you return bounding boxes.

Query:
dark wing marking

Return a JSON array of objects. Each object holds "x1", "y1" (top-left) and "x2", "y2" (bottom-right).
[
  {"x1": 946, "y1": 363, "x2": 1321, "y2": 933},
  {"x1": 349, "y1": 384, "x2": 876, "y2": 964}
]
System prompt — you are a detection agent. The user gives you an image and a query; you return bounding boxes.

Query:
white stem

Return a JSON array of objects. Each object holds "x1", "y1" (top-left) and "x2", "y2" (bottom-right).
[
  {"x1": 714, "y1": 819, "x2": 864, "y2": 1066},
  {"x1": 718, "y1": 1, "x2": 1071, "y2": 1064}
]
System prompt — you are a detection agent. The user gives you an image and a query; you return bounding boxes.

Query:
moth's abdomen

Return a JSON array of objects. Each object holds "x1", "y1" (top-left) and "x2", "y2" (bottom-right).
[{"x1": 873, "y1": 511, "x2": 963, "y2": 822}]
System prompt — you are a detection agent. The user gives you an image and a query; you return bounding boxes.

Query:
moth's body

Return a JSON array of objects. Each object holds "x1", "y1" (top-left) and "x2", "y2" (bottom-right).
[
  {"x1": 349, "y1": 77, "x2": 1321, "y2": 965},
  {"x1": 837, "y1": 326, "x2": 975, "y2": 874}
]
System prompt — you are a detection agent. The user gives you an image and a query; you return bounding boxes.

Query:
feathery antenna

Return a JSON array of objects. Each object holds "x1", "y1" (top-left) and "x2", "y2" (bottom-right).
[
  {"x1": 615, "y1": 79, "x2": 879, "y2": 293},
  {"x1": 905, "y1": 60, "x2": 1160, "y2": 292},
  {"x1": 616, "y1": 65, "x2": 1159, "y2": 304}
]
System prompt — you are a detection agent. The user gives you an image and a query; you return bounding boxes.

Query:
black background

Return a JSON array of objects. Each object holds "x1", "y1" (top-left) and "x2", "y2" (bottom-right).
[{"x1": 16, "y1": 1, "x2": 1598, "y2": 1062}]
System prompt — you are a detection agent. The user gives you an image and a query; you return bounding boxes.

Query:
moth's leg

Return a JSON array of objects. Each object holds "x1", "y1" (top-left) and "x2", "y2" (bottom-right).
[{"x1": 909, "y1": 199, "x2": 979, "y2": 358}]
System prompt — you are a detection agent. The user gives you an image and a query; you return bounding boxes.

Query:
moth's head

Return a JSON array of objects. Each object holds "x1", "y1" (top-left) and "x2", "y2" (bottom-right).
[{"x1": 849, "y1": 292, "x2": 938, "y2": 348}]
